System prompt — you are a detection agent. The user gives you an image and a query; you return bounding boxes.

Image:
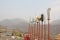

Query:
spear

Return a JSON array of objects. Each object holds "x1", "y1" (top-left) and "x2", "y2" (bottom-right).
[
  {"x1": 37, "y1": 16, "x2": 41, "y2": 40},
  {"x1": 47, "y1": 8, "x2": 51, "y2": 40},
  {"x1": 41, "y1": 14, "x2": 44, "y2": 40}
]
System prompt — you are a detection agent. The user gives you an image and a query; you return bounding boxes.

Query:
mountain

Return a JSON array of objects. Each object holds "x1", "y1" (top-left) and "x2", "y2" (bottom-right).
[
  {"x1": 0, "y1": 18, "x2": 29, "y2": 32},
  {"x1": 0, "y1": 19, "x2": 60, "y2": 34},
  {"x1": 50, "y1": 20, "x2": 60, "y2": 35},
  {"x1": 51, "y1": 20, "x2": 60, "y2": 25}
]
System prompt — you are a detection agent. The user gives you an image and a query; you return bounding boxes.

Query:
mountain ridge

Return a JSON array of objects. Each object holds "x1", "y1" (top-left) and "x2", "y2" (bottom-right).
[
  {"x1": 0, "y1": 18, "x2": 29, "y2": 32},
  {"x1": 0, "y1": 19, "x2": 60, "y2": 34}
]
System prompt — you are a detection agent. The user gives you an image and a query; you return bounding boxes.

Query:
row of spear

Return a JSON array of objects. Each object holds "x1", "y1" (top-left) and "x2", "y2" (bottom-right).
[{"x1": 24, "y1": 8, "x2": 51, "y2": 40}]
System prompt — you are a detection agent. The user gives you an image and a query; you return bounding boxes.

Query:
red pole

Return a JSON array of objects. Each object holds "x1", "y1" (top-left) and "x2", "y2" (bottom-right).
[
  {"x1": 38, "y1": 21, "x2": 41, "y2": 40},
  {"x1": 28, "y1": 23, "x2": 31, "y2": 34},
  {"x1": 48, "y1": 20, "x2": 50, "y2": 40},
  {"x1": 32, "y1": 26, "x2": 33, "y2": 40},
  {"x1": 35, "y1": 22, "x2": 37, "y2": 40},
  {"x1": 47, "y1": 8, "x2": 51, "y2": 40},
  {"x1": 34, "y1": 22, "x2": 36, "y2": 40},
  {"x1": 28, "y1": 23, "x2": 32, "y2": 40},
  {"x1": 37, "y1": 22, "x2": 39, "y2": 38},
  {"x1": 43, "y1": 21, "x2": 46, "y2": 40},
  {"x1": 33, "y1": 24, "x2": 35, "y2": 40},
  {"x1": 41, "y1": 21, "x2": 43, "y2": 40}
]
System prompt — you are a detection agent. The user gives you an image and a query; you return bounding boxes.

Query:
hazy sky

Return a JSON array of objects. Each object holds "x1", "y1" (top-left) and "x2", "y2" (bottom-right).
[{"x1": 0, "y1": 0, "x2": 60, "y2": 21}]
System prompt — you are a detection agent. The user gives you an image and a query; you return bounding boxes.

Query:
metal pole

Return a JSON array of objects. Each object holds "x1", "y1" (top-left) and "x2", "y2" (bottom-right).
[
  {"x1": 41, "y1": 21, "x2": 43, "y2": 40},
  {"x1": 47, "y1": 8, "x2": 51, "y2": 40},
  {"x1": 28, "y1": 23, "x2": 32, "y2": 40},
  {"x1": 43, "y1": 20, "x2": 46, "y2": 40},
  {"x1": 28, "y1": 23, "x2": 30, "y2": 34},
  {"x1": 41, "y1": 14, "x2": 44, "y2": 40},
  {"x1": 35, "y1": 22, "x2": 37, "y2": 40},
  {"x1": 34, "y1": 22, "x2": 36, "y2": 40},
  {"x1": 48, "y1": 19, "x2": 50, "y2": 40},
  {"x1": 31, "y1": 26, "x2": 33, "y2": 40},
  {"x1": 36, "y1": 16, "x2": 41, "y2": 40},
  {"x1": 37, "y1": 22, "x2": 39, "y2": 39},
  {"x1": 38, "y1": 21, "x2": 41, "y2": 40},
  {"x1": 32, "y1": 26, "x2": 34, "y2": 40},
  {"x1": 28, "y1": 17, "x2": 31, "y2": 34}
]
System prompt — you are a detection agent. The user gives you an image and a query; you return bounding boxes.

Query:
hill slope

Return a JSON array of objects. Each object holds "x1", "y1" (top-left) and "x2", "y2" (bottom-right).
[
  {"x1": 0, "y1": 18, "x2": 29, "y2": 32},
  {"x1": 50, "y1": 20, "x2": 60, "y2": 35}
]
